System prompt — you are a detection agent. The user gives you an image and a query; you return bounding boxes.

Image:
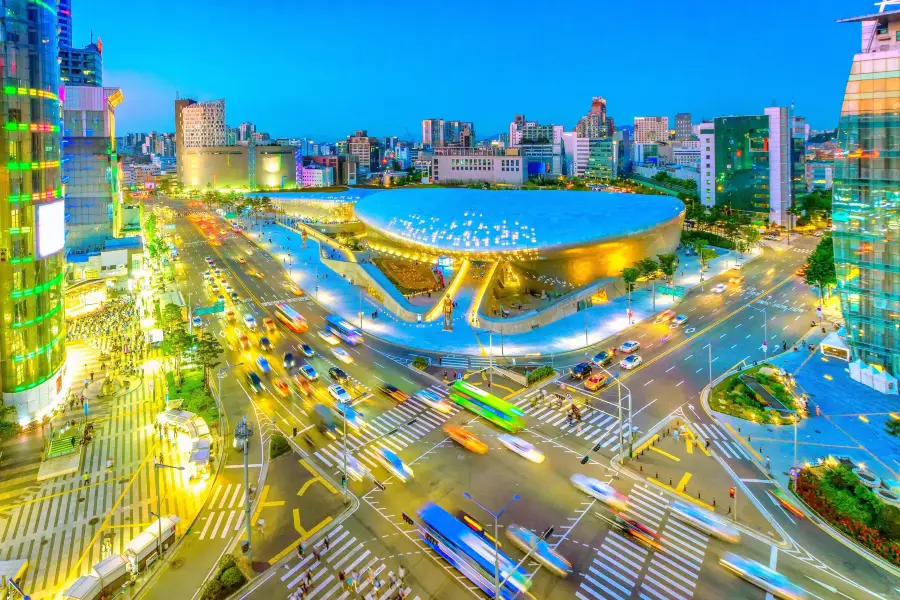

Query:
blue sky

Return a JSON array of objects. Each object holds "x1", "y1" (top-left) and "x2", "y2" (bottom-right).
[{"x1": 77, "y1": 0, "x2": 863, "y2": 140}]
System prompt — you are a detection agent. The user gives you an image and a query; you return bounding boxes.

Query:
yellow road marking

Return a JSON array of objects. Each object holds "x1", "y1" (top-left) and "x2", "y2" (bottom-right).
[
  {"x1": 681, "y1": 422, "x2": 712, "y2": 456},
  {"x1": 685, "y1": 438, "x2": 693, "y2": 455},
  {"x1": 649, "y1": 446, "x2": 681, "y2": 462},
  {"x1": 676, "y1": 472, "x2": 692, "y2": 492},
  {"x1": 647, "y1": 477, "x2": 715, "y2": 511},
  {"x1": 299, "y1": 460, "x2": 338, "y2": 494},
  {"x1": 723, "y1": 422, "x2": 764, "y2": 461},
  {"x1": 633, "y1": 434, "x2": 659, "y2": 455},
  {"x1": 859, "y1": 415, "x2": 869, "y2": 423}
]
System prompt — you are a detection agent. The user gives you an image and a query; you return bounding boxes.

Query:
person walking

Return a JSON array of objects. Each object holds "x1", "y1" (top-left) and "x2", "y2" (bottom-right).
[
  {"x1": 323, "y1": 536, "x2": 330, "y2": 551},
  {"x1": 338, "y1": 571, "x2": 346, "y2": 590},
  {"x1": 350, "y1": 571, "x2": 359, "y2": 591},
  {"x1": 297, "y1": 542, "x2": 304, "y2": 558}
]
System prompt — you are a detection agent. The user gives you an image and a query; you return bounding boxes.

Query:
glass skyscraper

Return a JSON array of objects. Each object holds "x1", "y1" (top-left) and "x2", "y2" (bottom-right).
[
  {"x1": 834, "y1": 9, "x2": 900, "y2": 373},
  {"x1": 0, "y1": 0, "x2": 67, "y2": 420},
  {"x1": 712, "y1": 116, "x2": 771, "y2": 218}
]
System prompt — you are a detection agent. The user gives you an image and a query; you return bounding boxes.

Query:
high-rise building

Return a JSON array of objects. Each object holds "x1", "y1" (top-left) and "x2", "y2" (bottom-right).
[
  {"x1": 675, "y1": 113, "x2": 692, "y2": 140},
  {"x1": 575, "y1": 97, "x2": 609, "y2": 138},
  {"x1": 182, "y1": 99, "x2": 226, "y2": 147},
  {"x1": 1, "y1": 0, "x2": 68, "y2": 421},
  {"x1": 238, "y1": 122, "x2": 256, "y2": 142},
  {"x1": 58, "y1": 0, "x2": 73, "y2": 48},
  {"x1": 422, "y1": 119, "x2": 442, "y2": 147},
  {"x1": 174, "y1": 98, "x2": 195, "y2": 183},
  {"x1": 633, "y1": 116, "x2": 669, "y2": 143},
  {"x1": 59, "y1": 42, "x2": 102, "y2": 87},
  {"x1": 421, "y1": 119, "x2": 475, "y2": 147},
  {"x1": 348, "y1": 130, "x2": 381, "y2": 172},
  {"x1": 833, "y1": 8, "x2": 900, "y2": 373}
]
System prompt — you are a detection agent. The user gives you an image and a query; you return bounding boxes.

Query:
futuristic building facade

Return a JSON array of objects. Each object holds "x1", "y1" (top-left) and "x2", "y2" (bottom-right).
[{"x1": 0, "y1": 0, "x2": 68, "y2": 421}]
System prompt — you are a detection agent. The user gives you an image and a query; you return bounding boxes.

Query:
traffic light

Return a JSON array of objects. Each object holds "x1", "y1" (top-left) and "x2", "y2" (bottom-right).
[
  {"x1": 373, "y1": 479, "x2": 385, "y2": 491},
  {"x1": 293, "y1": 427, "x2": 298, "y2": 437},
  {"x1": 729, "y1": 487, "x2": 736, "y2": 498},
  {"x1": 401, "y1": 512, "x2": 414, "y2": 525},
  {"x1": 592, "y1": 443, "x2": 603, "y2": 453},
  {"x1": 541, "y1": 526, "x2": 554, "y2": 540},
  {"x1": 341, "y1": 475, "x2": 348, "y2": 488},
  {"x1": 580, "y1": 455, "x2": 590, "y2": 465}
]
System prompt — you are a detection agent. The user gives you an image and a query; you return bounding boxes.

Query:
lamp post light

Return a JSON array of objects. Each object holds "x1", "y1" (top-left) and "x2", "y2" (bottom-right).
[
  {"x1": 234, "y1": 416, "x2": 254, "y2": 562},
  {"x1": 463, "y1": 492, "x2": 519, "y2": 598},
  {"x1": 153, "y1": 462, "x2": 184, "y2": 563}
]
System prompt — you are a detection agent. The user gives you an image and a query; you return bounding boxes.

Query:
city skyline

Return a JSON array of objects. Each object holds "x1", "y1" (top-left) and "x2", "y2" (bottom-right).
[{"x1": 79, "y1": 0, "x2": 859, "y2": 138}]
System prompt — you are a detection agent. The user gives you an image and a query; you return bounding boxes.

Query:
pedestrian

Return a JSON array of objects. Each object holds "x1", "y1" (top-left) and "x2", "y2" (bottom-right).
[
  {"x1": 367, "y1": 568, "x2": 375, "y2": 586},
  {"x1": 766, "y1": 455, "x2": 771, "y2": 471},
  {"x1": 297, "y1": 542, "x2": 304, "y2": 558},
  {"x1": 82, "y1": 472, "x2": 89, "y2": 486},
  {"x1": 706, "y1": 440, "x2": 710, "y2": 450},
  {"x1": 782, "y1": 341, "x2": 787, "y2": 351},
  {"x1": 338, "y1": 570, "x2": 346, "y2": 590},
  {"x1": 90, "y1": 371, "x2": 94, "y2": 382},
  {"x1": 398, "y1": 566, "x2": 405, "y2": 584},
  {"x1": 350, "y1": 571, "x2": 359, "y2": 591},
  {"x1": 312, "y1": 547, "x2": 320, "y2": 562}
]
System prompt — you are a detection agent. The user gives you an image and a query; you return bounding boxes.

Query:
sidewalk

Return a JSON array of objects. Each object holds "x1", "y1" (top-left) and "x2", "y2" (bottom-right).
[{"x1": 255, "y1": 221, "x2": 760, "y2": 357}]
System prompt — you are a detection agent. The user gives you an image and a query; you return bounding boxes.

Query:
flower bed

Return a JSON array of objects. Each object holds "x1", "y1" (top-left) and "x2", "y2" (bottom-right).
[
  {"x1": 793, "y1": 465, "x2": 900, "y2": 565},
  {"x1": 709, "y1": 365, "x2": 784, "y2": 424}
]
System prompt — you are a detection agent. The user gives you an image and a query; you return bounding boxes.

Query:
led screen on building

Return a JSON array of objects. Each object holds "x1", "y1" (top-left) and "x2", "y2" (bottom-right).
[{"x1": 37, "y1": 201, "x2": 65, "y2": 257}]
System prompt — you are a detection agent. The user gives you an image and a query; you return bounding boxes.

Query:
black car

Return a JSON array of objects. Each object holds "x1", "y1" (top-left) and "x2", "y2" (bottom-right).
[
  {"x1": 328, "y1": 367, "x2": 349, "y2": 384},
  {"x1": 571, "y1": 362, "x2": 593, "y2": 380},
  {"x1": 259, "y1": 336, "x2": 273, "y2": 352},
  {"x1": 592, "y1": 350, "x2": 613, "y2": 367},
  {"x1": 246, "y1": 372, "x2": 263, "y2": 393},
  {"x1": 283, "y1": 352, "x2": 295, "y2": 369}
]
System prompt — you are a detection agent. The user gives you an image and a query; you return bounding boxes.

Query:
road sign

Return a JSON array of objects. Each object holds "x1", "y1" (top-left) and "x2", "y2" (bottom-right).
[
  {"x1": 657, "y1": 285, "x2": 686, "y2": 298},
  {"x1": 195, "y1": 301, "x2": 225, "y2": 316}
]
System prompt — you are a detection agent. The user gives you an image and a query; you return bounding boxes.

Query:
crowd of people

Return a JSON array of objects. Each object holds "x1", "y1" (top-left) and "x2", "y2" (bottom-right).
[{"x1": 66, "y1": 296, "x2": 150, "y2": 374}]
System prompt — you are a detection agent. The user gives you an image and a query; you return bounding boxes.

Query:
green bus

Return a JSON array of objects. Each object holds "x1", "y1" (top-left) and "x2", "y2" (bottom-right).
[{"x1": 448, "y1": 380, "x2": 526, "y2": 432}]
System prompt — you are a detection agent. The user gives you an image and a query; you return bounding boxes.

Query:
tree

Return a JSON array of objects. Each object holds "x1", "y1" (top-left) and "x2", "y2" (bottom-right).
[
  {"x1": 162, "y1": 325, "x2": 195, "y2": 381},
  {"x1": 692, "y1": 239, "x2": 706, "y2": 260},
  {"x1": 195, "y1": 332, "x2": 223, "y2": 391},
  {"x1": 0, "y1": 404, "x2": 20, "y2": 443},
  {"x1": 161, "y1": 303, "x2": 185, "y2": 334},
  {"x1": 742, "y1": 226, "x2": 761, "y2": 249},
  {"x1": 700, "y1": 248, "x2": 718, "y2": 271},
  {"x1": 886, "y1": 418, "x2": 900, "y2": 438},
  {"x1": 621, "y1": 267, "x2": 641, "y2": 313},
  {"x1": 635, "y1": 257, "x2": 659, "y2": 280},
  {"x1": 657, "y1": 253, "x2": 678, "y2": 283},
  {"x1": 805, "y1": 235, "x2": 837, "y2": 304}
]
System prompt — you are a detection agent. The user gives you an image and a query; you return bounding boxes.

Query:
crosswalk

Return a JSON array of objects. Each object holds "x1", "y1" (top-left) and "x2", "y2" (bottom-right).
[
  {"x1": 196, "y1": 482, "x2": 247, "y2": 541},
  {"x1": 686, "y1": 421, "x2": 754, "y2": 461},
  {"x1": 278, "y1": 523, "x2": 423, "y2": 600},
  {"x1": 313, "y1": 385, "x2": 457, "y2": 472},
  {"x1": 515, "y1": 391, "x2": 624, "y2": 452},
  {"x1": 576, "y1": 484, "x2": 710, "y2": 600}
]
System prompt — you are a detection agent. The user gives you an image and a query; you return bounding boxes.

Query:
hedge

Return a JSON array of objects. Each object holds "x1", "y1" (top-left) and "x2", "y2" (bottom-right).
[
  {"x1": 527, "y1": 365, "x2": 556, "y2": 385},
  {"x1": 412, "y1": 356, "x2": 428, "y2": 370},
  {"x1": 270, "y1": 434, "x2": 291, "y2": 459},
  {"x1": 681, "y1": 229, "x2": 735, "y2": 250},
  {"x1": 199, "y1": 555, "x2": 247, "y2": 600}
]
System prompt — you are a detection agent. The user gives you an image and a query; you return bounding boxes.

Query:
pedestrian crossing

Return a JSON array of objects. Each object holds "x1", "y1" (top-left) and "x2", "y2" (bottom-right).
[
  {"x1": 196, "y1": 482, "x2": 247, "y2": 541},
  {"x1": 576, "y1": 483, "x2": 710, "y2": 600},
  {"x1": 686, "y1": 421, "x2": 754, "y2": 462},
  {"x1": 515, "y1": 391, "x2": 624, "y2": 452},
  {"x1": 312, "y1": 386, "x2": 458, "y2": 473},
  {"x1": 278, "y1": 523, "x2": 422, "y2": 600}
]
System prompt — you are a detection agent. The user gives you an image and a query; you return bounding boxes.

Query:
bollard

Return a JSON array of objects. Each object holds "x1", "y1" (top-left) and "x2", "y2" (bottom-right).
[
  {"x1": 656, "y1": 473, "x2": 659, "y2": 479},
  {"x1": 669, "y1": 478, "x2": 673, "y2": 486},
  {"x1": 640, "y1": 465, "x2": 643, "y2": 472},
  {"x1": 759, "y1": 447, "x2": 763, "y2": 454},
  {"x1": 728, "y1": 506, "x2": 732, "y2": 514},
  {"x1": 698, "y1": 492, "x2": 701, "y2": 499},
  {"x1": 713, "y1": 498, "x2": 716, "y2": 507},
  {"x1": 738, "y1": 426, "x2": 741, "y2": 433}
]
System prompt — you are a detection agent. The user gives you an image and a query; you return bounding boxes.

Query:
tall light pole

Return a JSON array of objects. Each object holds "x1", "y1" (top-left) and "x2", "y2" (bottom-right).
[
  {"x1": 154, "y1": 462, "x2": 184, "y2": 563},
  {"x1": 488, "y1": 331, "x2": 494, "y2": 389},
  {"x1": 597, "y1": 364, "x2": 633, "y2": 461},
  {"x1": 708, "y1": 343, "x2": 713, "y2": 385},
  {"x1": 464, "y1": 492, "x2": 519, "y2": 597},
  {"x1": 584, "y1": 309, "x2": 589, "y2": 347},
  {"x1": 234, "y1": 416, "x2": 253, "y2": 563},
  {"x1": 341, "y1": 403, "x2": 349, "y2": 502},
  {"x1": 216, "y1": 363, "x2": 244, "y2": 434}
]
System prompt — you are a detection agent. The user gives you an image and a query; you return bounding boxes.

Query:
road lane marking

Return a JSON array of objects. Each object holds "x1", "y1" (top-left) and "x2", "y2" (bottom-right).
[
  {"x1": 676, "y1": 381, "x2": 684, "y2": 387},
  {"x1": 649, "y1": 446, "x2": 680, "y2": 461},
  {"x1": 666, "y1": 366, "x2": 675, "y2": 373},
  {"x1": 684, "y1": 354, "x2": 693, "y2": 361},
  {"x1": 675, "y1": 472, "x2": 692, "y2": 492},
  {"x1": 643, "y1": 379, "x2": 654, "y2": 387}
]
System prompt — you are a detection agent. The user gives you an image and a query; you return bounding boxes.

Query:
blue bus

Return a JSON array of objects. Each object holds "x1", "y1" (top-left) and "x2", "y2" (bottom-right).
[
  {"x1": 325, "y1": 315, "x2": 363, "y2": 345},
  {"x1": 416, "y1": 502, "x2": 530, "y2": 599}
]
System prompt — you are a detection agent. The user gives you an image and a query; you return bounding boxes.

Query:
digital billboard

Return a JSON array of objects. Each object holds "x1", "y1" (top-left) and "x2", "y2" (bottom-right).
[{"x1": 37, "y1": 201, "x2": 65, "y2": 258}]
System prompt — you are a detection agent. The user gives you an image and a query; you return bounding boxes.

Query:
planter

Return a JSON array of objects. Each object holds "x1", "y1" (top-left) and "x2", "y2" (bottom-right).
[
  {"x1": 852, "y1": 468, "x2": 882, "y2": 489},
  {"x1": 876, "y1": 488, "x2": 900, "y2": 507}
]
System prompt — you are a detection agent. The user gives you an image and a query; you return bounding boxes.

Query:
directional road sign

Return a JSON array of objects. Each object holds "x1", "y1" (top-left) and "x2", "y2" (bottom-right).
[
  {"x1": 658, "y1": 285, "x2": 686, "y2": 298},
  {"x1": 195, "y1": 301, "x2": 225, "y2": 316}
]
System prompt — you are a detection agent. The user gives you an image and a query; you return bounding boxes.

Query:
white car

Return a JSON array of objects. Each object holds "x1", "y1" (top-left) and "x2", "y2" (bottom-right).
[
  {"x1": 375, "y1": 448, "x2": 414, "y2": 482},
  {"x1": 720, "y1": 553, "x2": 806, "y2": 599},
  {"x1": 570, "y1": 474, "x2": 628, "y2": 511},
  {"x1": 414, "y1": 390, "x2": 452, "y2": 414},
  {"x1": 243, "y1": 313, "x2": 257, "y2": 329},
  {"x1": 620, "y1": 355, "x2": 642, "y2": 370},
  {"x1": 332, "y1": 347, "x2": 354, "y2": 364},
  {"x1": 191, "y1": 316, "x2": 203, "y2": 328},
  {"x1": 671, "y1": 314, "x2": 689, "y2": 327},
  {"x1": 328, "y1": 384, "x2": 352, "y2": 403},
  {"x1": 298, "y1": 364, "x2": 318, "y2": 381},
  {"x1": 712, "y1": 283, "x2": 727, "y2": 294},
  {"x1": 498, "y1": 434, "x2": 545, "y2": 463},
  {"x1": 317, "y1": 329, "x2": 340, "y2": 345},
  {"x1": 619, "y1": 340, "x2": 640, "y2": 354},
  {"x1": 670, "y1": 501, "x2": 740, "y2": 544}
]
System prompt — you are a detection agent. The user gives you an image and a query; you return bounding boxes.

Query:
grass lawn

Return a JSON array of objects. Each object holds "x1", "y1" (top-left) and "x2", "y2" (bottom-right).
[
  {"x1": 166, "y1": 368, "x2": 219, "y2": 428},
  {"x1": 709, "y1": 364, "x2": 793, "y2": 424}
]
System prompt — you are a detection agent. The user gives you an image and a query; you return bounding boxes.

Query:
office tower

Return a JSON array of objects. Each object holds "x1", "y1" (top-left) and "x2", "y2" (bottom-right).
[
  {"x1": 675, "y1": 113, "x2": 692, "y2": 140},
  {"x1": 238, "y1": 122, "x2": 255, "y2": 142},
  {"x1": 422, "y1": 119, "x2": 475, "y2": 147},
  {"x1": 174, "y1": 98, "x2": 195, "y2": 183},
  {"x1": 633, "y1": 117, "x2": 669, "y2": 143},
  {"x1": 575, "y1": 97, "x2": 609, "y2": 138},
  {"x1": 58, "y1": 0, "x2": 73, "y2": 48},
  {"x1": 833, "y1": 8, "x2": 900, "y2": 373},
  {"x1": 348, "y1": 130, "x2": 381, "y2": 172},
  {"x1": 59, "y1": 42, "x2": 102, "y2": 86},
  {"x1": 422, "y1": 119, "x2": 442, "y2": 147},
  {"x1": 181, "y1": 99, "x2": 226, "y2": 147},
  {"x1": 0, "y1": 0, "x2": 67, "y2": 421}
]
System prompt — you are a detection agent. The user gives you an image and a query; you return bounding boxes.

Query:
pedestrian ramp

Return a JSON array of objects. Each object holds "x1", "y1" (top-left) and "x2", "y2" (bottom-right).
[
  {"x1": 515, "y1": 390, "x2": 623, "y2": 452},
  {"x1": 313, "y1": 388, "x2": 457, "y2": 473},
  {"x1": 196, "y1": 482, "x2": 247, "y2": 541},
  {"x1": 686, "y1": 421, "x2": 754, "y2": 462},
  {"x1": 279, "y1": 523, "x2": 421, "y2": 600}
]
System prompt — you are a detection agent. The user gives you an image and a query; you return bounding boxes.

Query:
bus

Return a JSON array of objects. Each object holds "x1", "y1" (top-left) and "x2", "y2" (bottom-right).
[
  {"x1": 415, "y1": 502, "x2": 530, "y2": 599},
  {"x1": 274, "y1": 303, "x2": 308, "y2": 333},
  {"x1": 449, "y1": 380, "x2": 526, "y2": 432},
  {"x1": 325, "y1": 315, "x2": 363, "y2": 345}
]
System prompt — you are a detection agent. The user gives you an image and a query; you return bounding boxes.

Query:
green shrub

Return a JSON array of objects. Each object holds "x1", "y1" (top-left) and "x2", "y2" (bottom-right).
[
  {"x1": 412, "y1": 356, "x2": 428, "y2": 370},
  {"x1": 199, "y1": 579, "x2": 225, "y2": 600},
  {"x1": 219, "y1": 566, "x2": 246, "y2": 590},
  {"x1": 270, "y1": 434, "x2": 291, "y2": 459},
  {"x1": 879, "y1": 505, "x2": 900, "y2": 539},
  {"x1": 216, "y1": 554, "x2": 237, "y2": 579},
  {"x1": 527, "y1": 366, "x2": 556, "y2": 385}
]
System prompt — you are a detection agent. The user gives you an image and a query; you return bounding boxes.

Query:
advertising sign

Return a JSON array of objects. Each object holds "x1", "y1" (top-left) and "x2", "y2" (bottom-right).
[{"x1": 37, "y1": 201, "x2": 65, "y2": 257}]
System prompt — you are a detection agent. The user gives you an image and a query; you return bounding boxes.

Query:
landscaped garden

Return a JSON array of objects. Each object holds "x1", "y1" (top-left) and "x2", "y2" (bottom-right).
[
  {"x1": 373, "y1": 257, "x2": 440, "y2": 294},
  {"x1": 709, "y1": 364, "x2": 798, "y2": 424},
  {"x1": 166, "y1": 368, "x2": 220, "y2": 428},
  {"x1": 794, "y1": 464, "x2": 900, "y2": 565}
]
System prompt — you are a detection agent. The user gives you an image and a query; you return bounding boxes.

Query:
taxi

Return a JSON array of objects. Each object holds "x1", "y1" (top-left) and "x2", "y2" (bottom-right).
[
  {"x1": 444, "y1": 424, "x2": 488, "y2": 454},
  {"x1": 263, "y1": 318, "x2": 276, "y2": 332}
]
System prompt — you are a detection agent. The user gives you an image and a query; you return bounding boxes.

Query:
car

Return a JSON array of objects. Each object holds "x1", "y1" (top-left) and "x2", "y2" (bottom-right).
[
  {"x1": 506, "y1": 524, "x2": 572, "y2": 577},
  {"x1": 571, "y1": 362, "x2": 593, "y2": 380},
  {"x1": 763, "y1": 234, "x2": 780, "y2": 241},
  {"x1": 299, "y1": 364, "x2": 318, "y2": 381},
  {"x1": 288, "y1": 285, "x2": 304, "y2": 297},
  {"x1": 253, "y1": 271, "x2": 264, "y2": 279},
  {"x1": 813, "y1": 230, "x2": 824, "y2": 237},
  {"x1": 192, "y1": 316, "x2": 203, "y2": 328},
  {"x1": 217, "y1": 294, "x2": 226, "y2": 304},
  {"x1": 591, "y1": 350, "x2": 613, "y2": 367},
  {"x1": 272, "y1": 378, "x2": 291, "y2": 398},
  {"x1": 225, "y1": 310, "x2": 236, "y2": 322},
  {"x1": 670, "y1": 314, "x2": 688, "y2": 328},
  {"x1": 317, "y1": 329, "x2": 340, "y2": 345},
  {"x1": 584, "y1": 373, "x2": 609, "y2": 391},
  {"x1": 263, "y1": 318, "x2": 276, "y2": 332},
  {"x1": 230, "y1": 291, "x2": 240, "y2": 302},
  {"x1": 328, "y1": 367, "x2": 349, "y2": 384},
  {"x1": 654, "y1": 309, "x2": 676, "y2": 324},
  {"x1": 712, "y1": 283, "x2": 727, "y2": 294},
  {"x1": 730, "y1": 262, "x2": 745, "y2": 271},
  {"x1": 376, "y1": 448, "x2": 414, "y2": 482},
  {"x1": 208, "y1": 282, "x2": 219, "y2": 293},
  {"x1": 670, "y1": 501, "x2": 741, "y2": 543},
  {"x1": 729, "y1": 275, "x2": 744, "y2": 285},
  {"x1": 298, "y1": 343, "x2": 314, "y2": 358},
  {"x1": 331, "y1": 397, "x2": 360, "y2": 424},
  {"x1": 615, "y1": 515, "x2": 663, "y2": 550},
  {"x1": 444, "y1": 424, "x2": 488, "y2": 454},
  {"x1": 381, "y1": 384, "x2": 409, "y2": 402},
  {"x1": 293, "y1": 377, "x2": 313, "y2": 397},
  {"x1": 258, "y1": 336, "x2": 273, "y2": 352},
  {"x1": 243, "y1": 314, "x2": 257, "y2": 329},
  {"x1": 333, "y1": 450, "x2": 369, "y2": 482},
  {"x1": 620, "y1": 355, "x2": 642, "y2": 370},
  {"x1": 204, "y1": 256, "x2": 213, "y2": 264},
  {"x1": 238, "y1": 257, "x2": 248, "y2": 264},
  {"x1": 413, "y1": 389, "x2": 452, "y2": 413},
  {"x1": 719, "y1": 553, "x2": 806, "y2": 600},
  {"x1": 282, "y1": 352, "x2": 296, "y2": 369},
  {"x1": 619, "y1": 340, "x2": 640, "y2": 354},
  {"x1": 570, "y1": 474, "x2": 628, "y2": 510},
  {"x1": 256, "y1": 356, "x2": 271, "y2": 374},
  {"x1": 245, "y1": 371, "x2": 263, "y2": 393},
  {"x1": 237, "y1": 332, "x2": 251, "y2": 350},
  {"x1": 213, "y1": 269, "x2": 221, "y2": 277},
  {"x1": 498, "y1": 434, "x2": 545, "y2": 463},
  {"x1": 795, "y1": 267, "x2": 807, "y2": 277},
  {"x1": 332, "y1": 347, "x2": 354, "y2": 364}
]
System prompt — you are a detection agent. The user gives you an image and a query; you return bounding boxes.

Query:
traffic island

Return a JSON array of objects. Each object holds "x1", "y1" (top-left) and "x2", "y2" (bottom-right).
[{"x1": 709, "y1": 363, "x2": 800, "y2": 424}]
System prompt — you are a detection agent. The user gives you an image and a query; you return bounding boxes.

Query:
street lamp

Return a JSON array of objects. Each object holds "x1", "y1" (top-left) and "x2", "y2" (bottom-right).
[
  {"x1": 154, "y1": 461, "x2": 184, "y2": 563},
  {"x1": 234, "y1": 416, "x2": 254, "y2": 562},
  {"x1": 463, "y1": 492, "x2": 519, "y2": 598}
]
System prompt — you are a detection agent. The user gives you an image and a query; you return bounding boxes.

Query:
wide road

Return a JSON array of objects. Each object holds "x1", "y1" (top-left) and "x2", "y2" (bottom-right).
[{"x1": 156, "y1": 197, "x2": 894, "y2": 600}]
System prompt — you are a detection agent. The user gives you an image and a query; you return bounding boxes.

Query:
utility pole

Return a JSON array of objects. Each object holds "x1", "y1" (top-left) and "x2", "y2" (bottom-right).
[
  {"x1": 464, "y1": 492, "x2": 519, "y2": 598},
  {"x1": 154, "y1": 462, "x2": 183, "y2": 563},
  {"x1": 234, "y1": 417, "x2": 253, "y2": 562}
]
